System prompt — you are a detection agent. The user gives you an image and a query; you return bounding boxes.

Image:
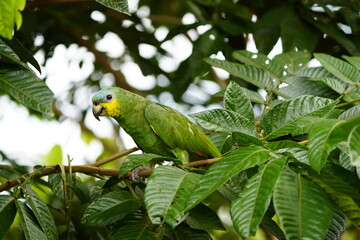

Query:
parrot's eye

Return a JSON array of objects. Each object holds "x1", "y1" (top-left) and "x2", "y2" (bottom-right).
[{"x1": 106, "y1": 94, "x2": 113, "y2": 101}]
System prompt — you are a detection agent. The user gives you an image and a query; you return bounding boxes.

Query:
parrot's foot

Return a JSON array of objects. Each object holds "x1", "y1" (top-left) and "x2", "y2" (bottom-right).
[{"x1": 130, "y1": 166, "x2": 149, "y2": 183}]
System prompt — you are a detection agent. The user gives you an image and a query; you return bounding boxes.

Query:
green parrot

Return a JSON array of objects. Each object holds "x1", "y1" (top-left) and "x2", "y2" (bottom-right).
[{"x1": 92, "y1": 87, "x2": 221, "y2": 163}]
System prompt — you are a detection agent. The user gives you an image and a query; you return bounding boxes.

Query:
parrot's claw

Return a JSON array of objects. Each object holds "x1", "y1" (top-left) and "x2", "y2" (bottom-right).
[{"x1": 130, "y1": 166, "x2": 149, "y2": 183}]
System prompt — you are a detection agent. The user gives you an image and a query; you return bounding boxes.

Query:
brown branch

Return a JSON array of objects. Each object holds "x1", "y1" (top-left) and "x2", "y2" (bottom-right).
[{"x1": 0, "y1": 152, "x2": 223, "y2": 192}]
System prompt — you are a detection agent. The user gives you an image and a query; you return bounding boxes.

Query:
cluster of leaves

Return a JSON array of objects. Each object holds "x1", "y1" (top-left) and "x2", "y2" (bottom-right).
[
  {"x1": 1, "y1": 50, "x2": 360, "y2": 240},
  {"x1": 1, "y1": 0, "x2": 360, "y2": 239},
  {"x1": 2, "y1": 0, "x2": 359, "y2": 110}
]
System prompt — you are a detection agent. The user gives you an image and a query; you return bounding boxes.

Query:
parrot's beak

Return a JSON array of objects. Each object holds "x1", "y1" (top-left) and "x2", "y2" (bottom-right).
[{"x1": 92, "y1": 103, "x2": 105, "y2": 121}]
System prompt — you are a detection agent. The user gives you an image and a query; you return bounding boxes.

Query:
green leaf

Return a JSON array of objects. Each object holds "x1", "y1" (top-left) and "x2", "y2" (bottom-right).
[
  {"x1": 15, "y1": 201, "x2": 48, "y2": 240},
  {"x1": 173, "y1": 223, "x2": 212, "y2": 240},
  {"x1": 190, "y1": 109, "x2": 260, "y2": 144},
  {"x1": 308, "y1": 77, "x2": 346, "y2": 94},
  {"x1": 44, "y1": 144, "x2": 62, "y2": 165},
  {"x1": 326, "y1": 208, "x2": 347, "y2": 240},
  {"x1": 23, "y1": 186, "x2": 58, "y2": 240},
  {"x1": 110, "y1": 224, "x2": 159, "y2": 240},
  {"x1": 1, "y1": 38, "x2": 41, "y2": 73},
  {"x1": 185, "y1": 204, "x2": 225, "y2": 231},
  {"x1": 261, "y1": 211, "x2": 286, "y2": 240},
  {"x1": 186, "y1": 146, "x2": 271, "y2": 210},
  {"x1": 231, "y1": 157, "x2": 286, "y2": 238},
  {"x1": 349, "y1": 125, "x2": 360, "y2": 166},
  {"x1": 0, "y1": 195, "x2": 16, "y2": 240},
  {"x1": 232, "y1": 50, "x2": 284, "y2": 79},
  {"x1": 281, "y1": 14, "x2": 319, "y2": 52},
  {"x1": 48, "y1": 173, "x2": 75, "y2": 204},
  {"x1": 253, "y1": 6, "x2": 284, "y2": 54},
  {"x1": 309, "y1": 172, "x2": 360, "y2": 227},
  {"x1": 224, "y1": 81, "x2": 254, "y2": 122},
  {"x1": 119, "y1": 153, "x2": 176, "y2": 177},
  {"x1": 208, "y1": 133, "x2": 233, "y2": 154},
  {"x1": 265, "y1": 140, "x2": 307, "y2": 151},
  {"x1": 261, "y1": 95, "x2": 336, "y2": 140},
  {"x1": 204, "y1": 58, "x2": 275, "y2": 90},
  {"x1": 0, "y1": 68, "x2": 54, "y2": 116},
  {"x1": 81, "y1": 190, "x2": 141, "y2": 226},
  {"x1": 308, "y1": 116, "x2": 360, "y2": 171},
  {"x1": 314, "y1": 53, "x2": 360, "y2": 84},
  {"x1": 0, "y1": 0, "x2": 26, "y2": 39},
  {"x1": 298, "y1": 66, "x2": 333, "y2": 78},
  {"x1": 144, "y1": 166, "x2": 200, "y2": 226},
  {"x1": 240, "y1": 87, "x2": 265, "y2": 104},
  {"x1": 273, "y1": 51, "x2": 311, "y2": 75},
  {"x1": 342, "y1": 55, "x2": 360, "y2": 70},
  {"x1": 95, "y1": 0, "x2": 130, "y2": 15},
  {"x1": 278, "y1": 76, "x2": 337, "y2": 99},
  {"x1": 273, "y1": 167, "x2": 333, "y2": 240},
  {"x1": 338, "y1": 105, "x2": 360, "y2": 120}
]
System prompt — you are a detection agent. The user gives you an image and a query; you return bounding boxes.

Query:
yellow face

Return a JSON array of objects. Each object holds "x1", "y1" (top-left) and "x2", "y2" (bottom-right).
[
  {"x1": 99, "y1": 98, "x2": 121, "y2": 117},
  {"x1": 92, "y1": 88, "x2": 121, "y2": 120}
]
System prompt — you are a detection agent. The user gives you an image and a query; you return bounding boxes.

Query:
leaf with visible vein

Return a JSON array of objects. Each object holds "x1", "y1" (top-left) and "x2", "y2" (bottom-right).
[
  {"x1": 110, "y1": 224, "x2": 158, "y2": 240},
  {"x1": 231, "y1": 157, "x2": 286, "y2": 238},
  {"x1": 190, "y1": 108, "x2": 260, "y2": 144},
  {"x1": 314, "y1": 53, "x2": 360, "y2": 84},
  {"x1": 308, "y1": 77, "x2": 346, "y2": 94},
  {"x1": 232, "y1": 50, "x2": 284, "y2": 78},
  {"x1": 0, "y1": 68, "x2": 54, "y2": 116},
  {"x1": 349, "y1": 125, "x2": 360, "y2": 166},
  {"x1": 273, "y1": 51, "x2": 311, "y2": 75},
  {"x1": 224, "y1": 81, "x2": 254, "y2": 122},
  {"x1": 186, "y1": 204, "x2": 225, "y2": 231},
  {"x1": 204, "y1": 58, "x2": 275, "y2": 90},
  {"x1": 326, "y1": 208, "x2": 347, "y2": 240},
  {"x1": 144, "y1": 166, "x2": 200, "y2": 226},
  {"x1": 186, "y1": 145, "x2": 271, "y2": 210},
  {"x1": 309, "y1": 172, "x2": 360, "y2": 227},
  {"x1": 15, "y1": 201, "x2": 48, "y2": 240},
  {"x1": 273, "y1": 167, "x2": 333, "y2": 240},
  {"x1": 81, "y1": 190, "x2": 142, "y2": 226},
  {"x1": 338, "y1": 105, "x2": 360, "y2": 120},
  {"x1": 24, "y1": 186, "x2": 58, "y2": 240},
  {"x1": 0, "y1": 195, "x2": 16, "y2": 240},
  {"x1": 95, "y1": 0, "x2": 130, "y2": 15},
  {"x1": 261, "y1": 95, "x2": 336, "y2": 140},
  {"x1": 343, "y1": 55, "x2": 360, "y2": 70},
  {"x1": 308, "y1": 116, "x2": 360, "y2": 171}
]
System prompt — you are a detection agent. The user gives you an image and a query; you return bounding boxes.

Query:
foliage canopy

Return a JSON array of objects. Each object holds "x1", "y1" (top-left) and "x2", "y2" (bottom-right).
[{"x1": 1, "y1": 0, "x2": 360, "y2": 239}]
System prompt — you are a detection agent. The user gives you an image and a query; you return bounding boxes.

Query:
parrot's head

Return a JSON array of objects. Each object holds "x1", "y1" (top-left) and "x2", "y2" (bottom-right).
[{"x1": 92, "y1": 87, "x2": 120, "y2": 121}]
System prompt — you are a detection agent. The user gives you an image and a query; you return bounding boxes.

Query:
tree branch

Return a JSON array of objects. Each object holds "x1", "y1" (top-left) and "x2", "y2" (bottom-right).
[{"x1": 0, "y1": 150, "x2": 222, "y2": 193}]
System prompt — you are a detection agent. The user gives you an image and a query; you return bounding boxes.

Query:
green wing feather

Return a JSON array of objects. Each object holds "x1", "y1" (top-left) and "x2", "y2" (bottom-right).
[{"x1": 144, "y1": 103, "x2": 221, "y2": 158}]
